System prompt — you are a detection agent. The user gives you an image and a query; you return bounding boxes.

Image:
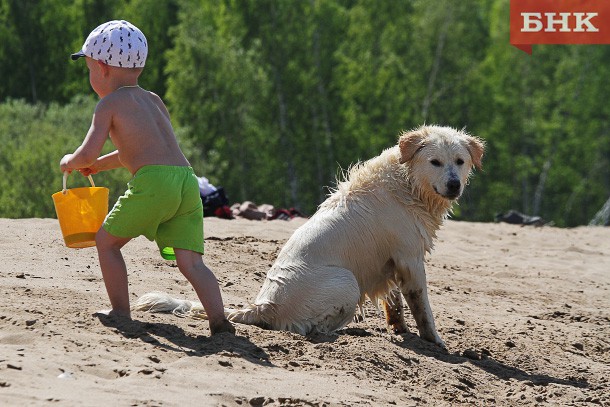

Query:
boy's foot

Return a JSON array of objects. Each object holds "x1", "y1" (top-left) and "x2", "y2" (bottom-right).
[
  {"x1": 210, "y1": 318, "x2": 235, "y2": 335},
  {"x1": 94, "y1": 309, "x2": 132, "y2": 319}
]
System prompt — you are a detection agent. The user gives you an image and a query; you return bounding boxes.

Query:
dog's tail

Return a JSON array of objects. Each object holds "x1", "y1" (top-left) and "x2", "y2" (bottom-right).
[
  {"x1": 132, "y1": 291, "x2": 229, "y2": 319},
  {"x1": 132, "y1": 292, "x2": 269, "y2": 327},
  {"x1": 226, "y1": 304, "x2": 273, "y2": 328}
]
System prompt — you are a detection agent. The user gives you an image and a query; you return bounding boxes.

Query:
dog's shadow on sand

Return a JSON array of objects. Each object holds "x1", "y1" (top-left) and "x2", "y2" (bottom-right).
[
  {"x1": 95, "y1": 313, "x2": 272, "y2": 367},
  {"x1": 314, "y1": 327, "x2": 588, "y2": 390}
]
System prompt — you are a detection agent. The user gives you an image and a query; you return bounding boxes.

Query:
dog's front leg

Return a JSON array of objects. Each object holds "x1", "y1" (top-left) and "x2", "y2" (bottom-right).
[
  {"x1": 400, "y1": 262, "x2": 446, "y2": 348},
  {"x1": 381, "y1": 289, "x2": 410, "y2": 334}
]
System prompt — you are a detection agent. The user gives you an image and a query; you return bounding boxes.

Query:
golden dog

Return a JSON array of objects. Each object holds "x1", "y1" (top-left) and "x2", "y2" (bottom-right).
[{"x1": 134, "y1": 125, "x2": 484, "y2": 347}]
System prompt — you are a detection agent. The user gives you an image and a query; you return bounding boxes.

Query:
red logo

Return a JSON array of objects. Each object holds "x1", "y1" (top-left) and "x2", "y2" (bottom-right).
[{"x1": 510, "y1": 0, "x2": 610, "y2": 54}]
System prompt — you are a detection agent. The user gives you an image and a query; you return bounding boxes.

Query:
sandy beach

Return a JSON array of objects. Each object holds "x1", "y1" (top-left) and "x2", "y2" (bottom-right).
[{"x1": 0, "y1": 217, "x2": 608, "y2": 406}]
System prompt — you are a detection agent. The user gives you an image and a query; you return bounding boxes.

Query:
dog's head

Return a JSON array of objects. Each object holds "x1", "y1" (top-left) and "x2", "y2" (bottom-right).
[{"x1": 398, "y1": 125, "x2": 485, "y2": 200}]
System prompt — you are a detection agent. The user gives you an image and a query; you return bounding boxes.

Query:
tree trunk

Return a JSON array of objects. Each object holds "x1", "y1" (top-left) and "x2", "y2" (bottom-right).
[
  {"x1": 589, "y1": 196, "x2": 610, "y2": 226},
  {"x1": 533, "y1": 156, "x2": 552, "y2": 216}
]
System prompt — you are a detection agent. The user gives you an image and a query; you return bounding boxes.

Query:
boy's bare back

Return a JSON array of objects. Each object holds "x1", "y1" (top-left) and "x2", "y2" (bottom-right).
[{"x1": 94, "y1": 86, "x2": 190, "y2": 175}]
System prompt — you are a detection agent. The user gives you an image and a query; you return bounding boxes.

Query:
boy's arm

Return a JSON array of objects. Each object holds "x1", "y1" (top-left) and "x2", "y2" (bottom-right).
[
  {"x1": 78, "y1": 150, "x2": 124, "y2": 176},
  {"x1": 60, "y1": 102, "x2": 112, "y2": 172}
]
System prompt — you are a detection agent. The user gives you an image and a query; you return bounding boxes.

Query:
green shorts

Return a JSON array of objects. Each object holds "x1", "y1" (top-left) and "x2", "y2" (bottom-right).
[{"x1": 103, "y1": 165, "x2": 204, "y2": 254}]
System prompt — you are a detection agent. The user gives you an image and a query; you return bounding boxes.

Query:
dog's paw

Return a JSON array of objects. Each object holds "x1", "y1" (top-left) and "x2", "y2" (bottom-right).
[
  {"x1": 435, "y1": 338, "x2": 447, "y2": 350},
  {"x1": 391, "y1": 323, "x2": 410, "y2": 335},
  {"x1": 420, "y1": 331, "x2": 447, "y2": 350},
  {"x1": 430, "y1": 334, "x2": 447, "y2": 350}
]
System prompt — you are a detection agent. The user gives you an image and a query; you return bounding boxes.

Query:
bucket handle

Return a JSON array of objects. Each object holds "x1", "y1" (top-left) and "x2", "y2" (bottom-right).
[{"x1": 62, "y1": 172, "x2": 96, "y2": 195}]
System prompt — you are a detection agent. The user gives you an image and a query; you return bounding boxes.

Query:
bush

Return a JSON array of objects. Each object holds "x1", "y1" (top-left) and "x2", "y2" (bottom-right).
[{"x1": 0, "y1": 97, "x2": 133, "y2": 218}]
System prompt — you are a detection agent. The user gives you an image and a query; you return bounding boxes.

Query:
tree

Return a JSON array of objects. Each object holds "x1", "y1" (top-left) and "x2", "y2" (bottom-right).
[
  {"x1": 116, "y1": 0, "x2": 180, "y2": 96},
  {"x1": 0, "y1": 0, "x2": 608, "y2": 224},
  {"x1": 0, "y1": 0, "x2": 84, "y2": 103},
  {"x1": 166, "y1": 0, "x2": 279, "y2": 206},
  {"x1": 0, "y1": 97, "x2": 132, "y2": 218}
]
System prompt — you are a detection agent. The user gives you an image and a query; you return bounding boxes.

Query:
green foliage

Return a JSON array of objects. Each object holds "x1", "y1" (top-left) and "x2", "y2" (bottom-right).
[
  {"x1": 166, "y1": 0, "x2": 279, "y2": 205},
  {"x1": 0, "y1": 0, "x2": 609, "y2": 226},
  {"x1": 0, "y1": 0, "x2": 83, "y2": 103},
  {"x1": 0, "y1": 97, "x2": 132, "y2": 218}
]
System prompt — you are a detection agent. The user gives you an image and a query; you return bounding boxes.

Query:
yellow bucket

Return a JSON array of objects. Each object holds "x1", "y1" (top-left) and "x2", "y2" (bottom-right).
[{"x1": 52, "y1": 173, "x2": 109, "y2": 248}]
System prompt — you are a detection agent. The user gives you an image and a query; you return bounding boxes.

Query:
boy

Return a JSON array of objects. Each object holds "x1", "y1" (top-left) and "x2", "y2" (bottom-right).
[{"x1": 61, "y1": 20, "x2": 234, "y2": 335}]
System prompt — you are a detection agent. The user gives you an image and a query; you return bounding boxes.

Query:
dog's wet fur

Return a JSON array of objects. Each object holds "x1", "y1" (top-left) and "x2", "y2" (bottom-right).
[{"x1": 134, "y1": 125, "x2": 485, "y2": 348}]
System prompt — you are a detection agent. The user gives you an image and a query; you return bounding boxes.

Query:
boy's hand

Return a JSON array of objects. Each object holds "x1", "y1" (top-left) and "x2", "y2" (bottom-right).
[
  {"x1": 78, "y1": 166, "x2": 98, "y2": 177},
  {"x1": 60, "y1": 154, "x2": 73, "y2": 173},
  {"x1": 60, "y1": 154, "x2": 98, "y2": 176}
]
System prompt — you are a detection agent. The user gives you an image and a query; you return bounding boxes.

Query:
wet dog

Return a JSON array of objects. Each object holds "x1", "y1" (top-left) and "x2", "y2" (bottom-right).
[{"x1": 134, "y1": 125, "x2": 484, "y2": 347}]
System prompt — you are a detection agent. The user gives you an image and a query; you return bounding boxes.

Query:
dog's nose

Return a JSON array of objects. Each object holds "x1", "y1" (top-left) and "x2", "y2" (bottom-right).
[{"x1": 446, "y1": 179, "x2": 461, "y2": 195}]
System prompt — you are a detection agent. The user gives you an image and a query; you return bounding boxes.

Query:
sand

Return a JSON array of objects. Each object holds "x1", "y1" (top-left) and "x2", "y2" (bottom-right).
[{"x1": 0, "y1": 217, "x2": 608, "y2": 406}]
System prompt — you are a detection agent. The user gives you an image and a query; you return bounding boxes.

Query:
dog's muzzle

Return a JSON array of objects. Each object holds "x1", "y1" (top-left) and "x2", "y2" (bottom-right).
[
  {"x1": 446, "y1": 179, "x2": 461, "y2": 198},
  {"x1": 435, "y1": 179, "x2": 461, "y2": 200}
]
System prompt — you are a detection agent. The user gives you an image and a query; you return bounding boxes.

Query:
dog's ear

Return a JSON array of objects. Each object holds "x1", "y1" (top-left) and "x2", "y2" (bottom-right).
[
  {"x1": 398, "y1": 128, "x2": 428, "y2": 164},
  {"x1": 465, "y1": 135, "x2": 485, "y2": 170}
]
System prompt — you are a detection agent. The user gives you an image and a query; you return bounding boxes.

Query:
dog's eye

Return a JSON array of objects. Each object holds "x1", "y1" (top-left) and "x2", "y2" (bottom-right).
[
  {"x1": 430, "y1": 159, "x2": 442, "y2": 167},
  {"x1": 456, "y1": 158, "x2": 464, "y2": 165}
]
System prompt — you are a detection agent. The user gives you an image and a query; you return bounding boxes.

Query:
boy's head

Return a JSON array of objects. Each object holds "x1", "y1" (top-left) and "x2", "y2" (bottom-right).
[{"x1": 71, "y1": 20, "x2": 147, "y2": 68}]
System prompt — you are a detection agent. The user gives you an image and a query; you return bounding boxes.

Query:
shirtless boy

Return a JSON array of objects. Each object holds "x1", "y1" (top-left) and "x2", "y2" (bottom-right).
[{"x1": 60, "y1": 20, "x2": 234, "y2": 335}]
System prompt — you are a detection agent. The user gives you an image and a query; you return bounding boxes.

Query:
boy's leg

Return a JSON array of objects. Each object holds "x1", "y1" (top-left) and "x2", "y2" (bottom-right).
[
  {"x1": 95, "y1": 228, "x2": 132, "y2": 318},
  {"x1": 174, "y1": 249, "x2": 235, "y2": 335}
]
